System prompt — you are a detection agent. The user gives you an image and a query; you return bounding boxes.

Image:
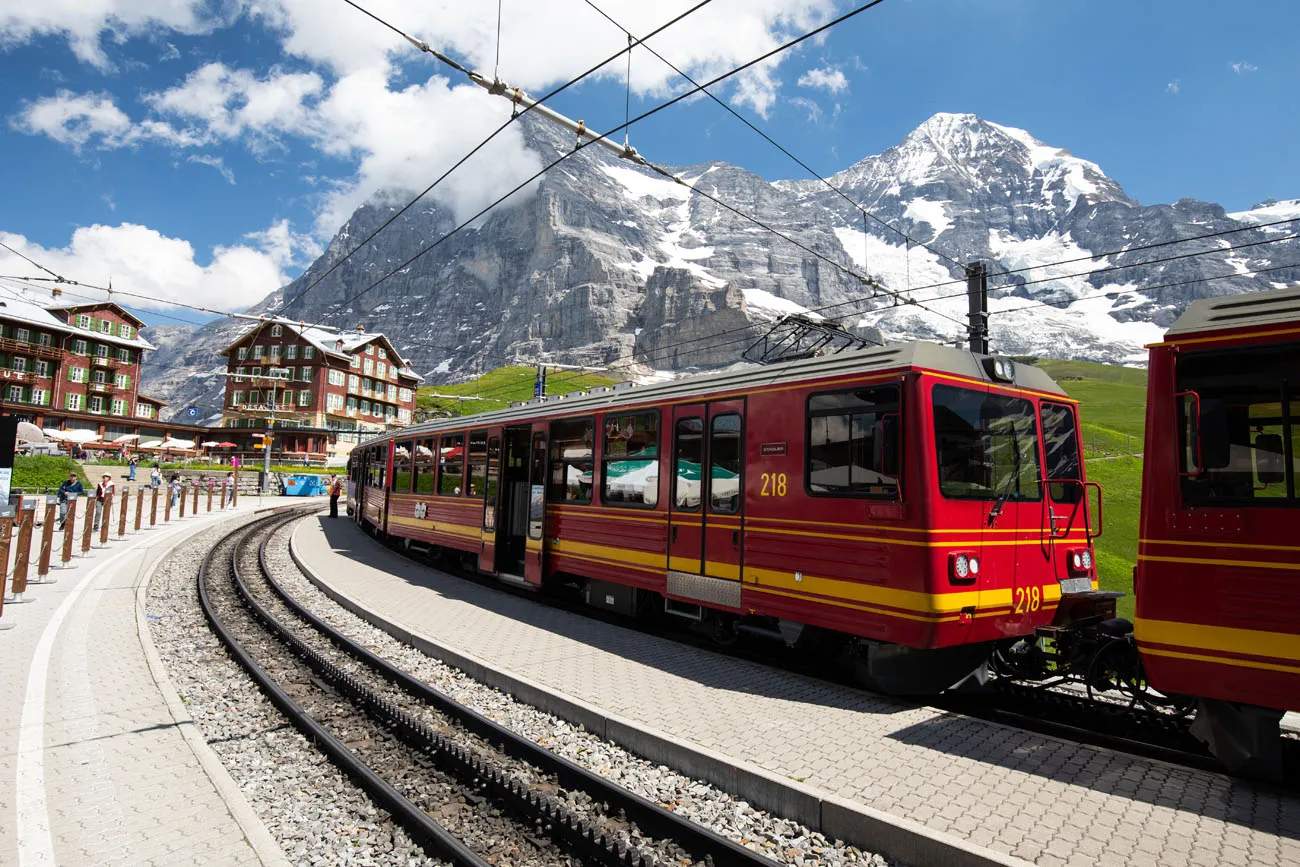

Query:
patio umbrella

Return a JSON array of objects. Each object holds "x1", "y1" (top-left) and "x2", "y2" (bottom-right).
[
  {"x1": 162, "y1": 437, "x2": 196, "y2": 449},
  {"x1": 62, "y1": 429, "x2": 102, "y2": 444},
  {"x1": 201, "y1": 441, "x2": 222, "y2": 447},
  {"x1": 140, "y1": 439, "x2": 164, "y2": 448},
  {"x1": 215, "y1": 441, "x2": 237, "y2": 447},
  {"x1": 17, "y1": 422, "x2": 44, "y2": 443},
  {"x1": 111, "y1": 434, "x2": 140, "y2": 444}
]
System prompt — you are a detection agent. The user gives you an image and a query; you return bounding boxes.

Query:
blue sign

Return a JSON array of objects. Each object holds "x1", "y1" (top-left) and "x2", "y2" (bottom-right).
[{"x1": 185, "y1": 407, "x2": 199, "y2": 418}]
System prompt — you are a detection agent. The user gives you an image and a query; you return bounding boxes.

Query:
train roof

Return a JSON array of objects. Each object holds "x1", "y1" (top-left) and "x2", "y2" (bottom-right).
[
  {"x1": 359, "y1": 339, "x2": 1066, "y2": 445},
  {"x1": 1165, "y1": 285, "x2": 1300, "y2": 338}
]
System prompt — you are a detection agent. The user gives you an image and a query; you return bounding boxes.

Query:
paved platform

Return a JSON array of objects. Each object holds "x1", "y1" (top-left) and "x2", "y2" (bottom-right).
[
  {"x1": 293, "y1": 516, "x2": 1300, "y2": 867},
  {"x1": 0, "y1": 495, "x2": 307, "y2": 867}
]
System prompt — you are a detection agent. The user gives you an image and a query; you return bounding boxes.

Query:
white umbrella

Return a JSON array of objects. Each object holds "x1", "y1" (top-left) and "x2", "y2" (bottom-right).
[
  {"x1": 62, "y1": 429, "x2": 102, "y2": 444},
  {"x1": 201, "y1": 441, "x2": 221, "y2": 448},
  {"x1": 162, "y1": 437, "x2": 196, "y2": 449},
  {"x1": 111, "y1": 434, "x2": 140, "y2": 444},
  {"x1": 140, "y1": 439, "x2": 164, "y2": 448},
  {"x1": 42, "y1": 428, "x2": 70, "y2": 441},
  {"x1": 17, "y1": 422, "x2": 44, "y2": 443}
]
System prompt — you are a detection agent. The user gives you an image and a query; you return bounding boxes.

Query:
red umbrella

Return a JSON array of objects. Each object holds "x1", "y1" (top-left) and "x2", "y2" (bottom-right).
[{"x1": 215, "y1": 441, "x2": 237, "y2": 447}]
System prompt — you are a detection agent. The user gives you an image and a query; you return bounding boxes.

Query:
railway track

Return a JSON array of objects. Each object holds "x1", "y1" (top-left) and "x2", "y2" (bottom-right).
[{"x1": 199, "y1": 509, "x2": 777, "y2": 867}]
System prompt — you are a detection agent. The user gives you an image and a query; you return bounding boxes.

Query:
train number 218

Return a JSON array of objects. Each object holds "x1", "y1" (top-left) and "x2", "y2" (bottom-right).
[
  {"x1": 760, "y1": 473, "x2": 788, "y2": 497},
  {"x1": 1013, "y1": 586, "x2": 1042, "y2": 614}
]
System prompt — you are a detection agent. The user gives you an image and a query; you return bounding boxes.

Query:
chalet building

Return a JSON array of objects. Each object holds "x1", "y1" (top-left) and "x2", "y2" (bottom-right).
[
  {"x1": 0, "y1": 289, "x2": 206, "y2": 444},
  {"x1": 219, "y1": 319, "x2": 423, "y2": 458}
]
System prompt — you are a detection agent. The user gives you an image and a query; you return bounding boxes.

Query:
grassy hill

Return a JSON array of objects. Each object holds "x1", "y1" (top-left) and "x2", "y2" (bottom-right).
[
  {"x1": 418, "y1": 366, "x2": 619, "y2": 416},
  {"x1": 1029, "y1": 357, "x2": 1148, "y2": 620}
]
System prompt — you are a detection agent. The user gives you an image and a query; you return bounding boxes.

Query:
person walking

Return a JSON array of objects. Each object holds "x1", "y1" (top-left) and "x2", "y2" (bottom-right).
[
  {"x1": 57, "y1": 472, "x2": 84, "y2": 529},
  {"x1": 328, "y1": 475, "x2": 342, "y2": 518},
  {"x1": 223, "y1": 471, "x2": 236, "y2": 509},
  {"x1": 169, "y1": 474, "x2": 182, "y2": 510},
  {"x1": 93, "y1": 473, "x2": 114, "y2": 530},
  {"x1": 127, "y1": 455, "x2": 138, "y2": 481},
  {"x1": 150, "y1": 465, "x2": 162, "y2": 489}
]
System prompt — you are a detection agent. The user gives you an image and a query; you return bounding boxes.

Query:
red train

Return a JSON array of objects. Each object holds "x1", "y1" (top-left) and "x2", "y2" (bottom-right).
[
  {"x1": 1135, "y1": 285, "x2": 1300, "y2": 775},
  {"x1": 348, "y1": 341, "x2": 1105, "y2": 694}
]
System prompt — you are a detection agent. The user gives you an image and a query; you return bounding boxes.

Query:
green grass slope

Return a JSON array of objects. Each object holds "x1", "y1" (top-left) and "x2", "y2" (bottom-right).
[
  {"x1": 14, "y1": 455, "x2": 89, "y2": 493},
  {"x1": 1029, "y1": 357, "x2": 1148, "y2": 620},
  {"x1": 418, "y1": 366, "x2": 619, "y2": 416}
]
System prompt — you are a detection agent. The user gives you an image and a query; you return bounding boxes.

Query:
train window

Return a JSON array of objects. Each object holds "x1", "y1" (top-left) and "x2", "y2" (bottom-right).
[
  {"x1": 484, "y1": 436, "x2": 501, "y2": 530},
  {"x1": 674, "y1": 417, "x2": 704, "y2": 510},
  {"x1": 467, "y1": 430, "x2": 488, "y2": 498},
  {"x1": 1178, "y1": 346, "x2": 1300, "y2": 505},
  {"x1": 438, "y1": 433, "x2": 465, "y2": 495},
  {"x1": 391, "y1": 439, "x2": 414, "y2": 492},
  {"x1": 602, "y1": 411, "x2": 659, "y2": 507},
  {"x1": 414, "y1": 437, "x2": 437, "y2": 494},
  {"x1": 709, "y1": 414, "x2": 742, "y2": 513},
  {"x1": 549, "y1": 417, "x2": 594, "y2": 503},
  {"x1": 806, "y1": 386, "x2": 900, "y2": 497},
  {"x1": 1041, "y1": 403, "x2": 1083, "y2": 504},
  {"x1": 528, "y1": 432, "x2": 547, "y2": 540},
  {"x1": 933, "y1": 385, "x2": 1041, "y2": 501}
]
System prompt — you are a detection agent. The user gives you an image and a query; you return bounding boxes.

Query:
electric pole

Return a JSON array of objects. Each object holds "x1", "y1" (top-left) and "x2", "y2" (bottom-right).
[{"x1": 966, "y1": 261, "x2": 989, "y2": 355}]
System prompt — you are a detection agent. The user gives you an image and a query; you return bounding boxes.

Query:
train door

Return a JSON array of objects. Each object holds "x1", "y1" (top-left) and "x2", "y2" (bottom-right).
[
  {"x1": 667, "y1": 400, "x2": 746, "y2": 588},
  {"x1": 981, "y1": 389, "x2": 1046, "y2": 625},
  {"x1": 492, "y1": 425, "x2": 533, "y2": 580},
  {"x1": 523, "y1": 423, "x2": 548, "y2": 586},
  {"x1": 474, "y1": 428, "x2": 501, "y2": 574}
]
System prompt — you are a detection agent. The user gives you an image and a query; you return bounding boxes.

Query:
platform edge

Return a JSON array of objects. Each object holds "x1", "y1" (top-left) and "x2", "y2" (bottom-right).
[
  {"x1": 290, "y1": 521, "x2": 1034, "y2": 867},
  {"x1": 135, "y1": 512, "x2": 293, "y2": 867}
]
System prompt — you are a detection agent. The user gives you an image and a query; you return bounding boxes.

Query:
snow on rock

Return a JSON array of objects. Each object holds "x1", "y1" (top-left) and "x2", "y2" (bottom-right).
[
  {"x1": 1228, "y1": 199, "x2": 1300, "y2": 232},
  {"x1": 902, "y1": 198, "x2": 952, "y2": 236},
  {"x1": 741, "y1": 287, "x2": 821, "y2": 321}
]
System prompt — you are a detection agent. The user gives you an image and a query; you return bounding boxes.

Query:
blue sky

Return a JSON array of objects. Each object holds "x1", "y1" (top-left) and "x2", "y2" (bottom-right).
[{"x1": 0, "y1": 0, "x2": 1294, "y2": 322}]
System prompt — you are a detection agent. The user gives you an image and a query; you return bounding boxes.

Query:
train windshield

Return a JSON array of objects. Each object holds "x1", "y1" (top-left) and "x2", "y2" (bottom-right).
[
  {"x1": 1178, "y1": 344, "x2": 1300, "y2": 505},
  {"x1": 933, "y1": 384, "x2": 1041, "y2": 501}
]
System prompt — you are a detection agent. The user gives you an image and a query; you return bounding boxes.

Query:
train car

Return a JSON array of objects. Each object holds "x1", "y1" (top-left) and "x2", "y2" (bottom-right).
[
  {"x1": 349, "y1": 340, "x2": 1104, "y2": 693},
  {"x1": 1135, "y1": 285, "x2": 1300, "y2": 774}
]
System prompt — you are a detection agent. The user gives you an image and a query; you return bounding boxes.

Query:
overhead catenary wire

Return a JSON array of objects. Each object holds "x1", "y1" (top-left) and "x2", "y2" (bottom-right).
[{"x1": 577, "y1": 0, "x2": 965, "y2": 273}]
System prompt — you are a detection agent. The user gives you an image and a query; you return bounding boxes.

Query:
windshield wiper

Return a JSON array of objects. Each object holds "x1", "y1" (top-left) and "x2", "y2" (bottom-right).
[{"x1": 988, "y1": 490, "x2": 1010, "y2": 527}]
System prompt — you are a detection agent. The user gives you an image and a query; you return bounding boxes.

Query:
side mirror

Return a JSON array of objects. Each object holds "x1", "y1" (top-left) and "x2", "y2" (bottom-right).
[{"x1": 1256, "y1": 433, "x2": 1285, "y2": 484}]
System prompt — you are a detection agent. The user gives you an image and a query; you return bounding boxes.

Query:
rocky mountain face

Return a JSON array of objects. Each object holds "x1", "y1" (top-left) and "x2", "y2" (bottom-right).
[{"x1": 142, "y1": 112, "x2": 1299, "y2": 421}]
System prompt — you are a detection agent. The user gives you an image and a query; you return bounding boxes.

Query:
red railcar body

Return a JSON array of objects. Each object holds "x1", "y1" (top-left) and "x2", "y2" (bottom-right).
[
  {"x1": 1135, "y1": 287, "x2": 1300, "y2": 764},
  {"x1": 350, "y1": 341, "x2": 1101, "y2": 691}
]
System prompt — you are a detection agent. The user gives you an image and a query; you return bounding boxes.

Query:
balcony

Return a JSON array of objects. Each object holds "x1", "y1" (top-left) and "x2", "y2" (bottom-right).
[
  {"x1": 90, "y1": 355, "x2": 121, "y2": 368},
  {"x1": 88, "y1": 381, "x2": 117, "y2": 394},
  {"x1": 0, "y1": 336, "x2": 62, "y2": 361}
]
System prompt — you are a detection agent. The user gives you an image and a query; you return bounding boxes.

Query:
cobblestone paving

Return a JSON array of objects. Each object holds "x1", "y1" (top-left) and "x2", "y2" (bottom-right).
[{"x1": 297, "y1": 516, "x2": 1300, "y2": 867}]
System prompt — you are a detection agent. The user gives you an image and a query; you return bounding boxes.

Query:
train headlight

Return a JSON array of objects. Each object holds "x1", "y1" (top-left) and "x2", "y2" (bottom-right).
[
  {"x1": 949, "y1": 551, "x2": 978, "y2": 584},
  {"x1": 1071, "y1": 551, "x2": 1083, "y2": 569},
  {"x1": 984, "y1": 356, "x2": 1017, "y2": 382},
  {"x1": 1067, "y1": 548, "x2": 1092, "y2": 577},
  {"x1": 1081, "y1": 550, "x2": 1093, "y2": 570}
]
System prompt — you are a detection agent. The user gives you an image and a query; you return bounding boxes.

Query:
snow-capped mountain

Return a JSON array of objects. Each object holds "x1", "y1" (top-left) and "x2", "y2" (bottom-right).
[{"x1": 142, "y1": 112, "x2": 1298, "y2": 419}]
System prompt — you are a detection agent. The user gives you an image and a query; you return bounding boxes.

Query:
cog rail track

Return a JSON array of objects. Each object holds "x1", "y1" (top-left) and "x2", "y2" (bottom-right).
[{"x1": 201, "y1": 510, "x2": 772, "y2": 867}]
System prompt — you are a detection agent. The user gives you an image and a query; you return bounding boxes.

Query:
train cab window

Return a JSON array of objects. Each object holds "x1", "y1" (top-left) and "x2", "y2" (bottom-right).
[
  {"x1": 438, "y1": 433, "x2": 465, "y2": 495},
  {"x1": 933, "y1": 385, "x2": 1041, "y2": 501},
  {"x1": 414, "y1": 437, "x2": 437, "y2": 494},
  {"x1": 467, "y1": 430, "x2": 488, "y2": 498},
  {"x1": 674, "y1": 418, "x2": 704, "y2": 510},
  {"x1": 549, "y1": 417, "x2": 594, "y2": 503},
  {"x1": 391, "y1": 439, "x2": 414, "y2": 492},
  {"x1": 1041, "y1": 403, "x2": 1083, "y2": 504},
  {"x1": 709, "y1": 414, "x2": 742, "y2": 513},
  {"x1": 1178, "y1": 346, "x2": 1300, "y2": 505},
  {"x1": 602, "y1": 411, "x2": 659, "y2": 507},
  {"x1": 807, "y1": 386, "x2": 900, "y2": 497}
]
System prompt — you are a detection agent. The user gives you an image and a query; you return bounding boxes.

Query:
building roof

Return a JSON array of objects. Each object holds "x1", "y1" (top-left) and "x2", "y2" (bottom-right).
[
  {"x1": 47, "y1": 301, "x2": 148, "y2": 328},
  {"x1": 220, "y1": 317, "x2": 423, "y2": 382},
  {"x1": 136, "y1": 394, "x2": 169, "y2": 406},
  {"x1": 1165, "y1": 285, "x2": 1300, "y2": 339},
  {"x1": 0, "y1": 286, "x2": 76, "y2": 334}
]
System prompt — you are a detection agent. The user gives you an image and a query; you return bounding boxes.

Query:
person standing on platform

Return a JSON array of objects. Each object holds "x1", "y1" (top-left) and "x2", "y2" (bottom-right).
[
  {"x1": 329, "y1": 475, "x2": 342, "y2": 518},
  {"x1": 127, "y1": 455, "x2": 137, "y2": 481},
  {"x1": 150, "y1": 465, "x2": 161, "y2": 489},
  {"x1": 93, "y1": 473, "x2": 114, "y2": 530},
  {"x1": 223, "y1": 471, "x2": 236, "y2": 509},
  {"x1": 57, "y1": 472, "x2": 84, "y2": 529},
  {"x1": 169, "y1": 474, "x2": 182, "y2": 509}
]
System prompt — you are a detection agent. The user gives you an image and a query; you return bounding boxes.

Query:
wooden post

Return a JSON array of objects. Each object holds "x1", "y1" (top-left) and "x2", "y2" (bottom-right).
[
  {"x1": 99, "y1": 493, "x2": 111, "y2": 545},
  {"x1": 150, "y1": 486, "x2": 159, "y2": 526},
  {"x1": 192, "y1": 482, "x2": 199, "y2": 515},
  {"x1": 81, "y1": 496, "x2": 94, "y2": 553},
  {"x1": 207, "y1": 482, "x2": 214, "y2": 513},
  {"x1": 36, "y1": 498, "x2": 56, "y2": 582},
  {"x1": 164, "y1": 486, "x2": 172, "y2": 522},
  {"x1": 118, "y1": 488, "x2": 129, "y2": 538},
  {"x1": 179, "y1": 484, "x2": 187, "y2": 518},
  {"x1": 232, "y1": 474, "x2": 238, "y2": 508},
  {"x1": 134, "y1": 486, "x2": 144, "y2": 531},
  {"x1": 12, "y1": 503, "x2": 35, "y2": 600},
  {"x1": 0, "y1": 510, "x2": 11, "y2": 621},
  {"x1": 62, "y1": 496, "x2": 78, "y2": 564}
]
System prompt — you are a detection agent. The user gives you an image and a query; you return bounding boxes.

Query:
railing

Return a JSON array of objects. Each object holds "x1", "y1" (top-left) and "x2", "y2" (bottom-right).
[{"x1": 0, "y1": 336, "x2": 62, "y2": 360}]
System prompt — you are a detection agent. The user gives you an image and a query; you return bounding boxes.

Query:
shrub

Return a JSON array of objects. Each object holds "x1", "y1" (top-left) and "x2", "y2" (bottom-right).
[{"x1": 13, "y1": 456, "x2": 89, "y2": 493}]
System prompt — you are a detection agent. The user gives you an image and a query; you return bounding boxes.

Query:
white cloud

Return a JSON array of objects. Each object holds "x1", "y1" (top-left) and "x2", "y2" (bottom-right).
[
  {"x1": 0, "y1": 1, "x2": 225, "y2": 69},
  {"x1": 1166, "y1": 79, "x2": 1180, "y2": 95},
  {"x1": 1230, "y1": 61, "x2": 1259, "y2": 74},
  {"x1": 0, "y1": 220, "x2": 321, "y2": 313},
  {"x1": 797, "y1": 65, "x2": 848, "y2": 94},
  {"x1": 10, "y1": 88, "x2": 200, "y2": 148},
  {"x1": 789, "y1": 95, "x2": 822, "y2": 122},
  {"x1": 159, "y1": 41, "x2": 179, "y2": 61},
  {"x1": 187, "y1": 154, "x2": 235, "y2": 184}
]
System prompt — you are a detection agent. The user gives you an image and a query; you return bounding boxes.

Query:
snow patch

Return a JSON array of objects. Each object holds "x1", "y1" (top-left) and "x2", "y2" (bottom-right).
[
  {"x1": 599, "y1": 164, "x2": 690, "y2": 202},
  {"x1": 1228, "y1": 199, "x2": 1300, "y2": 231},
  {"x1": 741, "y1": 287, "x2": 821, "y2": 321},
  {"x1": 902, "y1": 198, "x2": 952, "y2": 236}
]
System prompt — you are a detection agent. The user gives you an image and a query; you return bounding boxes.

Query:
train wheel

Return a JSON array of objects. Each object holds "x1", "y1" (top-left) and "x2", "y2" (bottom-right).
[{"x1": 1085, "y1": 638, "x2": 1142, "y2": 712}]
